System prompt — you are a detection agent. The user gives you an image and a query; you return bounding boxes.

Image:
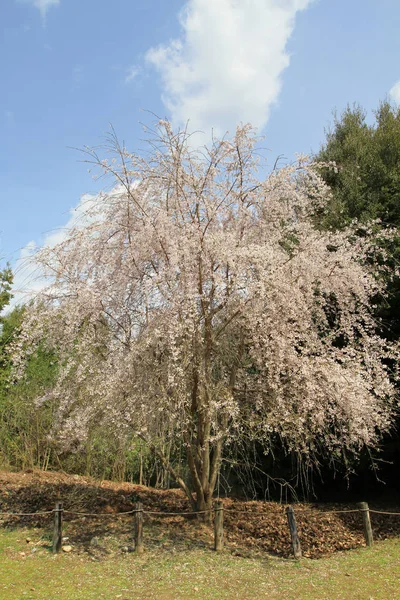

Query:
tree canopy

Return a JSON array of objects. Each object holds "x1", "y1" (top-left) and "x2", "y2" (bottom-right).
[
  {"x1": 14, "y1": 122, "x2": 400, "y2": 510},
  {"x1": 317, "y1": 101, "x2": 400, "y2": 341},
  {"x1": 317, "y1": 101, "x2": 400, "y2": 229},
  {"x1": 0, "y1": 266, "x2": 13, "y2": 317}
]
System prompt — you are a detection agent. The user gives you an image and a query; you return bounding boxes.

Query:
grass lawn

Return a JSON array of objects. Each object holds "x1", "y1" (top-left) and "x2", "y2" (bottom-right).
[{"x1": 0, "y1": 528, "x2": 399, "y2": 600}]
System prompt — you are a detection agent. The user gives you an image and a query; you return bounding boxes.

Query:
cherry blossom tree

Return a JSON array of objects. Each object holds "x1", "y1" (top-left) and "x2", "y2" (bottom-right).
[{"x1": 15, "y1": 122, "x2": 399, "y2": 511}]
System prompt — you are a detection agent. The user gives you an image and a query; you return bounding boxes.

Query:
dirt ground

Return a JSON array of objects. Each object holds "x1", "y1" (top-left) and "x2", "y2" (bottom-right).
[{"x1": 1, "y1": 469, "x2": 399, "y2": 559}]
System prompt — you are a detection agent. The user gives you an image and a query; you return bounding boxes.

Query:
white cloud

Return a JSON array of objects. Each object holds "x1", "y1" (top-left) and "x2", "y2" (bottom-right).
[
  {"x1": 145, "y1": 0, "x2": 313, "y2": 137},
  {"x1": 389, "y1": 81, "x2": 400, "y2": 105},
  {"x1": 19, "y1": 0, "x2": 60, "y2": 21},
  {"x1": 125, "y1": 65, "x2": 140, "y2": 84},
  {"x1": 11, "y1": 185, "x2": 133, "y2": 310},
  {"x1": 11, "y1": 193, "x2": 97, "y2": 309}
]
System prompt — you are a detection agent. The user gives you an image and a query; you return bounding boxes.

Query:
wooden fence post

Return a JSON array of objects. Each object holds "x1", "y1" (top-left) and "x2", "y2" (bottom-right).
[
  {"x1": 214, "y1": 501, "x2": 224, "y2": 552},
  {"x1": 358, "y1": 502, "x2": 373, "y2": 546},
  {"x1": 134, "y1": 502, "x2": 144, "y2": 554},
  {"x1": 286, "y1": 505, "x2": 302, "y2": 559},
  {"x1": 52, "y1": 502, "x2": 63, "y2": 554}
]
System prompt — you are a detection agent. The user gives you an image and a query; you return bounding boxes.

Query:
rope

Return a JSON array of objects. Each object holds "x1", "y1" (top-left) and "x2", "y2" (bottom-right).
[
  {"x1": 0, "y1": 508, "x2": 211, "y2": 518},
  {"x1": 1, "y1": 506, "x2": 400, "y2": 518},
  {"x1": 145, "y1": 509, "x2": 212, "y2": 516},
  {"x1": 224, "y1": 509, "x2": 263, "y2": 515},
  {"x1": 64, "y1": 509, "x2": 212, "y2": 517},
  {"x1": 369, "y1": 509, "x2": 400, "y2": 516},
  {"x1": 296, "y1": 509, "x2": 361, "y2": 515},
  {"x1": 223, "y1": 507, "x2": 361, "y2": 515},
  {"x1": 63, "y1": 509, "x2": 139, "y2": 517},
  {"x1": 0, "y1": 510, "x2": 54, "y2": 517}
]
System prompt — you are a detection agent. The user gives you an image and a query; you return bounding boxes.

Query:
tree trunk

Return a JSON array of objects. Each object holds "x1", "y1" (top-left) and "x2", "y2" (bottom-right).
[
  {"x1": 184, "y1": 417, "x2": 225, "y2": 520},
  {"x1": 138, "y1": 434, "x2": 196, "y2": 510}
]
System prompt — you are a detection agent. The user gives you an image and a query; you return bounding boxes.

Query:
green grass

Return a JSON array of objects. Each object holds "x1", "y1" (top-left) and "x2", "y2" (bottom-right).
[{"x1": 0, "y1": 528, "x2": 399, "y2": 599}]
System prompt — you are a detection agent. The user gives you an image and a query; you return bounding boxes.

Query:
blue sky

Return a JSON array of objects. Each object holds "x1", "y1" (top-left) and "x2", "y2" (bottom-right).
[{"x1": 1, "y1": 0, "x2": 400, "y2": 300}]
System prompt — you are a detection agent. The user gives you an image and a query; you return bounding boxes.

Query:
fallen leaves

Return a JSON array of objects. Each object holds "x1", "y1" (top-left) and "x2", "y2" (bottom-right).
[{"x1": 1, "y1": 469, "x2": 399, "y2": 559}]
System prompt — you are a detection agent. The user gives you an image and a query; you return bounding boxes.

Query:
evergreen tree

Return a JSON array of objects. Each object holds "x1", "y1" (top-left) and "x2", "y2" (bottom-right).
[{"x1": 317, "y1": 101, "x2": 400, "y2": 339}]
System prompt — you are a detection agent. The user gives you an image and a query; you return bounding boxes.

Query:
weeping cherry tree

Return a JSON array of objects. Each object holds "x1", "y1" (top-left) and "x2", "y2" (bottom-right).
[{"x1": 14, "y1": 122, "x2": 400, "y2": 511}]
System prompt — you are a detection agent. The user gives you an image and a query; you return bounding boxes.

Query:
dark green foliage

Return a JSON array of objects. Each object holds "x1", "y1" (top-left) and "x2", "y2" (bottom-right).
[
  {"x1": 317, "y1": 101, "x2": 400, "y2": 340},
  {"x1": 0, "y1": 306, "x2": 58, "y2": 469},
  {"x1": 317, "y1": 101, "x2": 400, "y2": 229},
  {"x1": 314, "y1": 100, "x2": 400, "y2": 494},
  {"x1": 0, "y1": 266, "x2": 13, "y2": 316}
]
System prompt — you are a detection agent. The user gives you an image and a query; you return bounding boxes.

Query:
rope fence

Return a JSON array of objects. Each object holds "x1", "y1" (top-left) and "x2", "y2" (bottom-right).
[
  {"x1": 144, "y1": 509, "x2": 211, "y2": 516},
  {"x1": 369, "y1": 509, "x2": 400, "y2": 516},
  {"x1": 1, "y1": 500, "x2": 400, "y2": 557},
  {"x1": 0, "y1": 510, "x2": 55, "y2": 517},
  {"x1": 63, "y1": 509, "x2": 140, "y2": 517},
  {"x1": 295, "y1": 508, "x2": 361, "y2": 515},
  {"x1": 0, "y1": 507, "x2": 372, "y2": 518}
]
